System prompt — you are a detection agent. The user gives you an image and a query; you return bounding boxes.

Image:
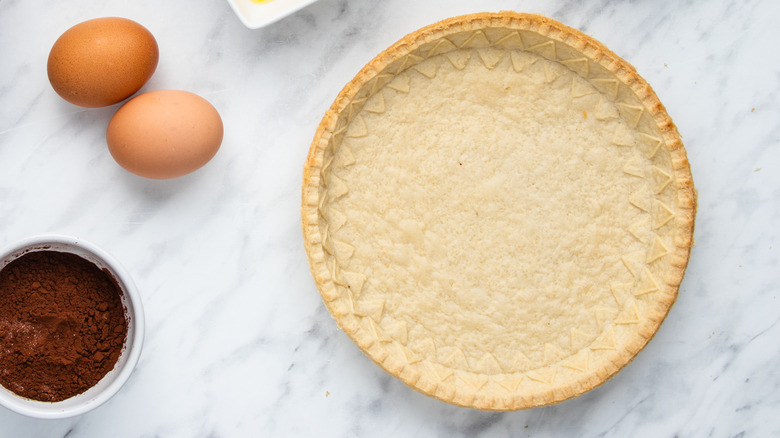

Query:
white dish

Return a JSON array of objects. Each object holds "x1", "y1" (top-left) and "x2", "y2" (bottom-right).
[
  {"x1": 227, "y1": 0, "x2": 319, "y2": 29},
  {"x1": 0, "y1": 234, "x2": 144, "y2": 419}
]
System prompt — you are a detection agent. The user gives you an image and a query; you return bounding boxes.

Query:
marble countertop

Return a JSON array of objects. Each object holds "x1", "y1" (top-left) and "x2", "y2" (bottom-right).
[{"x1": 1, "y1": 0, "x2": 778, "y2": 436}]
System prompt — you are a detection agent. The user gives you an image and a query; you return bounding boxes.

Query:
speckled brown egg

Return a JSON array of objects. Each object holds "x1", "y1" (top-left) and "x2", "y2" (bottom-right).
[
  {"x1": 47, "y1": 17, "x2": 158, "y2": 108},
  {"x1": 106, "y1": 90, "x2": 223, "y2": 179}
]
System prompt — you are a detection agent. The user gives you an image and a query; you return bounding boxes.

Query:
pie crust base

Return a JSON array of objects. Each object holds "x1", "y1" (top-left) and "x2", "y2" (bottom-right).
[{"x1": 302, "y1": 12, "x2": 696, "y2": 410}]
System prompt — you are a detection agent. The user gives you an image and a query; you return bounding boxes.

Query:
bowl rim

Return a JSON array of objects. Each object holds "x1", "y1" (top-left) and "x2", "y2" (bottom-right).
[
  {"x1": 226, "y1": 0, "x2": 319, "y2": 29},
  {"x1": 0, "y1": 234, "x2": 145, "y2": 419}
]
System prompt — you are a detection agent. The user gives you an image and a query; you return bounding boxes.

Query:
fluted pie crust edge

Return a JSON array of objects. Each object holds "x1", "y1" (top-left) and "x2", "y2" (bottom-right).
[{"x1": 301, "y1": 12, "x2": 696, "y2": 410}]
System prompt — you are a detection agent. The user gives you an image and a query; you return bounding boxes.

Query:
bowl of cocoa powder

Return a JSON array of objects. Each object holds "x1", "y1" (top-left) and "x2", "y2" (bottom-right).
[{"x1": 0, "y1": 234, "x2": 144, "y2": 418}]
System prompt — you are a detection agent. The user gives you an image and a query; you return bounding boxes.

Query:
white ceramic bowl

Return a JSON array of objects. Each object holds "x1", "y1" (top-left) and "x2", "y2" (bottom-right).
[
  {"x1": 227, "y1": 0, "x2": 319, "y2": 29},
  {"x1": 0, "y1": 234, "x2": 144, "y2": 419}
]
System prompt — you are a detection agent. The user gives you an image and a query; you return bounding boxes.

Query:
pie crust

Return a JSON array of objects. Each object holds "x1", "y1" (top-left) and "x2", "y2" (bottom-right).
[{"x1": 302, "y1": 12, "x2": 696, "y2": 410}]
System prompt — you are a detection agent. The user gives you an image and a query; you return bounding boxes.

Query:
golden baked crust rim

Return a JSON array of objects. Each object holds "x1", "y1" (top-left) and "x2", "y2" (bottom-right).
[{"x1": 301, "y1": 11, "x2": 696, "y2": 410}]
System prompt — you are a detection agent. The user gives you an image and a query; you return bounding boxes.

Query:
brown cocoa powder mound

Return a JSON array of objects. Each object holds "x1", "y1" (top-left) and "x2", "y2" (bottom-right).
[{"x1": 0, "y1": 250, "x2": 127, "y2": 402}]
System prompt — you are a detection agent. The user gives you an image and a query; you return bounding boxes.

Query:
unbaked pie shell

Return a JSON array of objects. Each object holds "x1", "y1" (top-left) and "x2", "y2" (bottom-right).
[{"x1": 302, "y1": 12, "x2": 695, "y2": 410}]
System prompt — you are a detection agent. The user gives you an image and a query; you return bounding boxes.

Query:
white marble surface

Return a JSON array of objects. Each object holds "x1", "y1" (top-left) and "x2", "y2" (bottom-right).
[{"x1": 1, "y1": 0, "x2": 778, "y2": 436}]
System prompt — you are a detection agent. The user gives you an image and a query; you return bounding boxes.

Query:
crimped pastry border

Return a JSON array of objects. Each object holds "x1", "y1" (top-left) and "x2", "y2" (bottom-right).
[{"x1": 301, "y1": 11, "x2": 696, "y2": 410}]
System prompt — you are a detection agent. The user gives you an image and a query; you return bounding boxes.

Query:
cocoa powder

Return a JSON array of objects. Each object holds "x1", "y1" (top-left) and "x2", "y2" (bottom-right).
[{"x1": 0, "y1": 250, "x2": 127, "y2": 402}]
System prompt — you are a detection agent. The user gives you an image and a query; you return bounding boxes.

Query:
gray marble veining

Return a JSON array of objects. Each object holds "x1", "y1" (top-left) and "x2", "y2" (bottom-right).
[{"x1": 1, "y1": 0, "x2": 779, "y2": 436}]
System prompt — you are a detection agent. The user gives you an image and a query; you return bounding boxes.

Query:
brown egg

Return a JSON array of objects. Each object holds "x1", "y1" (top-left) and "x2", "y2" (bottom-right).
[
  {"x1": 106, "y1": 90, "x2": 223, "y2": 179},
  {"x1": 48, "y1": 17, "x2": 158, "y2": 108}
]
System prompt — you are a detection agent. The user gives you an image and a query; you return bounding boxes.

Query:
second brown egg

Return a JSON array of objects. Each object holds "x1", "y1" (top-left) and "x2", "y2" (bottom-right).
[{"x1": 106, "y1": 90, "x2": 223, "y2": 179}]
